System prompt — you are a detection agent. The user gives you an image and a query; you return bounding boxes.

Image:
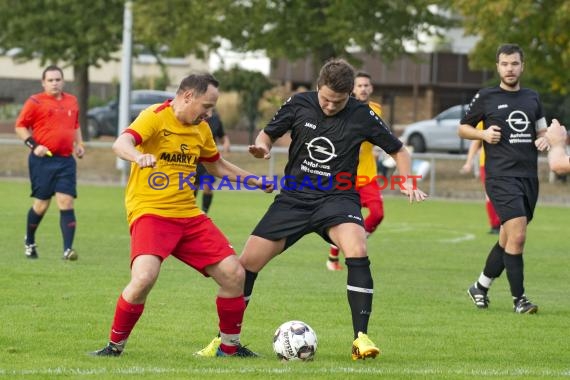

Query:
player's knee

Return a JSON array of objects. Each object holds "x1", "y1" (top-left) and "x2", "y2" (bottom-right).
[
  {"x1": 131, "y1": 270, "x2": 158, "y2": 289},
  {"x1": 343, "y1": 240, "x2": 367, "y2": 258},
  {"x1": 126, "y1": 272, "x2": 158, "y2": 301},
  {"x1": 219, "y1": 259, "x2": 246, "y2": 292},
  {"x1": 33, "y1": 201, "x2": 50, "y2": 215},
  {"x1": 508, "y1": 231, "x2": 527, "y2": 249}
]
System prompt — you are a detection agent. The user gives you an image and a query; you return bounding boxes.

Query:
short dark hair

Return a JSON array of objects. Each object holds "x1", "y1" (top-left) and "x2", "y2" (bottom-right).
[
  {"x1": 355, "y1": 71, "x2": 371, "y2": 80},
  {"x1": 496, "y1": 43, "x2": 524, "y2": 62},
  {"x1": 177, "y1": 73, "x2": 219, "y2": 96},
  {"x1": 317, "y1": 58, "x2": 355, "y2": 94},
  {"x1": 42, "y1": 65, "x2": 63, "y2": 80}
]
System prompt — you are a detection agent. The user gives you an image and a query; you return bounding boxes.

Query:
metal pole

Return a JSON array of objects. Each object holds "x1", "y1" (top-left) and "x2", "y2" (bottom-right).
[
  {"x1": 429, "y1": 156, "x2": 436, "y2": 196},
  {"x1": 116, "y1": 0, "x2": 133, "y2": 186}
]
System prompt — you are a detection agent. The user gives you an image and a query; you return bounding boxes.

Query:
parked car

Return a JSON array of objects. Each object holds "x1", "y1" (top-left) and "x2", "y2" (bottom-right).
[
  {"x1": 87, "y1": 89, "x2": 175, "y2": 138},
  {"x1": 400, "y1": 104, "x2": 470, "y2": 153}
]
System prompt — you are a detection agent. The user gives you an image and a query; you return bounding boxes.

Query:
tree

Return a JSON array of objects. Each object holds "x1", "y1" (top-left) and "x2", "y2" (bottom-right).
[
  {"x1": 0, "y1": 0, "x2": 124, "y2": 140},
  {"x1": 213, "y1": 67, "x2": 274, "y2": 144},
  {"x1": 132, "y1": 0, "x2": 234, "y2": 90},
  {"x1": 133, "y1": 0, "x2": 231, "y2": 59},
  {"x1": 217, "y1": 0, "x2": 452, "y2": 69},
  {"x1": 447, "y1": 0, "x2": 570, "y2": 121}
]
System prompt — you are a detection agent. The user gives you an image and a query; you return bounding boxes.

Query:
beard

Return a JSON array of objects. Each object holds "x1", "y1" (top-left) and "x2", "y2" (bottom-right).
[{"x1": 501, "y1": 75, "x2": 520, "y2": 89}]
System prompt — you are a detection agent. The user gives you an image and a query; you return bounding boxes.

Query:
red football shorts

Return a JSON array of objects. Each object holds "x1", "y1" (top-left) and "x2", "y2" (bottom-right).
[
  {"x1": 357, "y1": 180, "x2": 383, "y2": 208},
  {"x1": 129, "y1": 214, "x2": 235, "y2": 276}
]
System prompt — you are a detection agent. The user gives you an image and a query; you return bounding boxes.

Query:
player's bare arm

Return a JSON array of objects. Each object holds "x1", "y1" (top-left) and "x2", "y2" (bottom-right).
[
  {"x1": 390, "y1": 147, "x2": 428, "y2": 202},
  {"x1": 458, "y1": 124, "x2": 501, "y2": 144},
  {"x1": 534, "y1": 126, "x2": 550, "y2": 152},
  {"x1": 202, "y1": 158, "x2": 274, "y2": 193},
  {"x1": 248, "y1": 130, "x2": 273, "y2": 159},
  {"x1": 545, "y1": 119, "x2": 570, "y2": 174},
  {"x1": 74, "y1": 128, "x2": 85, "y2": 158},
  {"x1": 112, "y1": 133, "x2": 156, "y2": 168},
  {"x1": 460, "y1": 139, "x2": 482, "y2": 174},
  {"x1": 15, "y1": 123, "x2": 52, "y2": 157}
]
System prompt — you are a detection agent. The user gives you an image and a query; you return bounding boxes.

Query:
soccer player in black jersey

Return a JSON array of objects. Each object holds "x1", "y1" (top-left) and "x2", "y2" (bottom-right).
[
  {"x1": 546, "y1": 119, "x2": 570, "y2": 174},
  {"x1": 195, "y1": 110, "x2": 231, "y2": 213},
  {"x1": 196, "y1": 58, "x2": 426, "y2": 360},
  {"x1": 458, "y1": 44, "x2": 550, "y2": 314}
]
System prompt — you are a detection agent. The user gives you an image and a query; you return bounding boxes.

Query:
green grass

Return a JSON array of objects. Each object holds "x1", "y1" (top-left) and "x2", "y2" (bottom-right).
[{"x1": 0, "y1": 179, "x2": 569, "y2": 379}]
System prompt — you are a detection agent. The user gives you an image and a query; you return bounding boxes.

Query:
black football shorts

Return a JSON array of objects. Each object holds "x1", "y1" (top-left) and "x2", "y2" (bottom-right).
[
  {"x1": 485, "y1": 176, "x2": 539, "y2": 224},
  {"x1": 252, "y1": 192, "x2": 364, "y2": 250}
]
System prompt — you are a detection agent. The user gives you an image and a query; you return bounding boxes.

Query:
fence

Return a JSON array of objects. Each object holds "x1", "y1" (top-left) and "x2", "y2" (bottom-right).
[{"x1": 1, "y1": 138, "x2": 567, "y2": 203}]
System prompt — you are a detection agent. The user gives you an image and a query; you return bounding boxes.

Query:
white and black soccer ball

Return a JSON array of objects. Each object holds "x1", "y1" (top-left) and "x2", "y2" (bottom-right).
[{"x1": 272, "y1": 320, "x2": 317, "y2": 361}]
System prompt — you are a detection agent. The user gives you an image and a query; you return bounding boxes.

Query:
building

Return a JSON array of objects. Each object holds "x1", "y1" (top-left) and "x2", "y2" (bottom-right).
[
  {"x1": 0, "y1": 52, "x2": 208, "y2": 105},
  {"x1": 269, "y1": 52, "x2": 492, "y2": 128}
]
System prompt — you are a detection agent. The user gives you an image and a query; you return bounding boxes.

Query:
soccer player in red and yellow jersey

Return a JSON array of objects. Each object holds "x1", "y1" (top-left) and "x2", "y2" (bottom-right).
[
  {"x1": 92, "y1": 74, "x2": 273, "y2": 357},
  {"x1": 460, "y1": 122, "x2": 501, "y2": 234},
  {"x1": 327, "y1": 71, "x2": 385, "y2": 271},
  {"x1": 15, "y1": 65, "x2": 85, "y2": 261}
]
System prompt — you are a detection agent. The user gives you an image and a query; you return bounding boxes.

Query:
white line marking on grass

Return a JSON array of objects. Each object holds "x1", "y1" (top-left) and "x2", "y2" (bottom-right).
[
  {"x1": 382, "y1": 223, "x2": 476, "y2": 244},
  {"x1": 440, "y1": 233, "x2": 475, "y2": 243},
  {"x1": 380, "y1": 222, "x2": 415, "y2": 233},
  {"x1": 2, "y1": 366, "x2": 569, "y2": 377}
]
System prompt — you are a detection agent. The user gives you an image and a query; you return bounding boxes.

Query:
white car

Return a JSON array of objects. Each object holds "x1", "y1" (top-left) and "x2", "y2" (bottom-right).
[{"x1": 400, "y1": 104, "x2": 470, "y2": 153}]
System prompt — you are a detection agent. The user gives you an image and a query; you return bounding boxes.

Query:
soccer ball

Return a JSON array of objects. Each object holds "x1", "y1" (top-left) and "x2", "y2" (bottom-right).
[{"x1": 272, "y1": 320, "x2": 317, "y2": 361}]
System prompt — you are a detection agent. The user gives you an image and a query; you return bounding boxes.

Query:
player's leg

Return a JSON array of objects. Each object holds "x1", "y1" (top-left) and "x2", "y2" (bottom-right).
[
  {"x1": 25, "y1": 198, "x2": 50, "y2": 259},
  {"x1": 92, "y1": 216, "x2": 179, "y2": 356},
  {"x1": 359, "y1": 183, "x2": 384, "y2": 235},
  {"x1": 468, "y1": 240, "x2": 505, "y2": 308},
  {"x1": 206, "y1": 254, "x2": 258, "y2": 357},
  {"x1": 468, "y1": 173, "x2": 506, "y2": 307},
  {"x1": 326, "y1": 243, "x2": 342, "y2": 271},
  {"x1": 202, "y1": 185, "x2": 214, "y2": 213},
  {"x1": 196, "y1": 196, "x2": 305, "y2": 356},
  {"x1": 478, "y1": 177, "x2": 538, "y2": 313},
  {"x1": 54, "y1": 157, "x2": 78, "y2": 260},
  {"x1": 480, "y1": 167, "x2": 500, "y2": 233},
  {"x1": 328, "y1": 222, "x2": 379, "y2": 360},
  {"x1": 195, "y1": 237, "x2": 285, "y2": 358},
  {"x1": 485, "y1": 195, "x2": 501, "y2": 233},
  {"x1": 194, "y1": 163, "x2": 206, "y2": 198},
  {"x1": 55, "y1": 192, "x2": 77, "y2": 260},
  {"x1": 25, "y1": 155, "x2": 55, "y2": 259},
  {"x1": 363, "y1": 199, "x2": 384, "y2": 235},
  {"x1": 502, "y1": 216, "x2": 537, "y2": 313},
  {"x1": 240, "y1": 196, "x2": 305, "y2": 304},
  {"x1": 240, "y1": 235, "x2": 286, "y2": 301},
  {"x1": 92, "y1": 255, "x2": 162, "y2": 356}
]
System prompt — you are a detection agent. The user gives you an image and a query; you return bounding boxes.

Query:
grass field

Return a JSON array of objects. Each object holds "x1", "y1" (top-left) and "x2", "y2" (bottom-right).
[{"x1": 0, "y1": 179, "x2": 569, "y2": 379}]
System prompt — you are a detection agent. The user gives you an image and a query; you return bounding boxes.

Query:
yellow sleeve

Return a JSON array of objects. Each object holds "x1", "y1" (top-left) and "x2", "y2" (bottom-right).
[{"x1": 476, "y1": 122, "x2": 485, "y2": 166}]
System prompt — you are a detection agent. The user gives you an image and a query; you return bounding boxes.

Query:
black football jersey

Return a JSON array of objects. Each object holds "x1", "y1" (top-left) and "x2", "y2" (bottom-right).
[
  {"x1": 206, "y1": 112, "x2": 225, "y2": 140},
  {"x1": 461, "y1": 86, "x2": 546, "y2": 178},
  {"x1": 264, "y1": 91, "x2": 402, "y2": 197}
]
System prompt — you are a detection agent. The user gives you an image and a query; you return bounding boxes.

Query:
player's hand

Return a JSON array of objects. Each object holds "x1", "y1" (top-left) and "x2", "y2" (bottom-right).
[
  {"x1": 534, "y1": 136, "x2": 550, "y2": 152},
  {"x1": 258, "y1": 180, "x2": 275, "y2": 193},
  {"x1": 400, "y1": 180, "x2": 428, "y2": 203},
  {"x1": 135, "y1": 153, "x2": 157, "y2": 168},
  {"x1": 33, "y1": 145, "x2": 52, "y2": 157},
  {"x1": 545, "y1": 118, "x2": 568, "y2": 146},
  {"x1": 75, "y1": 144, "x2": 85, "y2": 159},
  {"x1": 483, "y1": 125, "x2": 501, "y2": 144},
  {"x1": 459, "y1": 163, "x2": 471, "y2": 174},
  {"x1": 248, "y1": 145, "x2": 271, "y2": 159}
]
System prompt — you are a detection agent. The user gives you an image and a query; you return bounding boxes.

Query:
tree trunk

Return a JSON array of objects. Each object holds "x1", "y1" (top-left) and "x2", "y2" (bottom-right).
[{"x1": 73, "y1": 64, "x2": 90, "y2": 141}]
